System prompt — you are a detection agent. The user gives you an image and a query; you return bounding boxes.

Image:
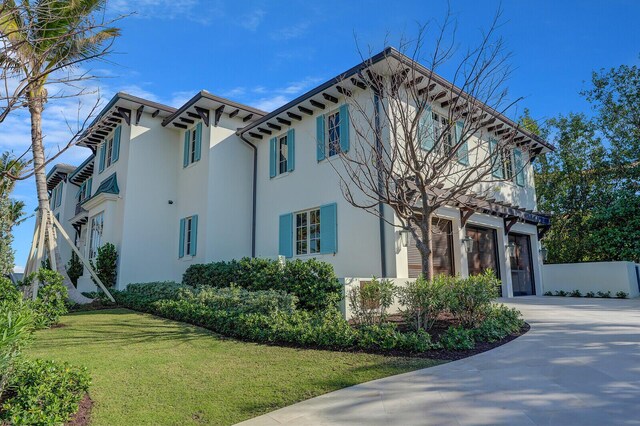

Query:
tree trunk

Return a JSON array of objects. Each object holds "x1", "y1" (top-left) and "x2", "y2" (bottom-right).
[
  {"x1": 414, "y1": 214, "x2": 434, "y2": 280},
  {"x1": 28, "y1": 91, "x2": 92, "y2": 304}
]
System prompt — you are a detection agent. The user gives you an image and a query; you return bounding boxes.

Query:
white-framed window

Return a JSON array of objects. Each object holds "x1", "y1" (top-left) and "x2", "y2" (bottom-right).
[
  {"x1": 295, "y1": 208, "x2": 321, "y2": 256},
  {"x1": 179, "y1": 215, "x2": 198, "y2": 258},
  {"x1": 88, "y1": 212, "x2": 104, "y2": 259},
  {"x1": 105, "y1": 137, "x2": 114, "y2": 168},
  {"x1": 504, "y1": 150, "x2": 514, "y2": 180},
  {"x1": 326, "y1": 110, "x2": 341, "y2": 157},
  {"x1": 431, "y1": 111, "x2": 453, "y2": 155},
  {"x1": 278, "y1": 134, "x2": 288, "y2": 174},
  {"x1": 190, "y1": 129, "x2": 198, "y2": 164}
]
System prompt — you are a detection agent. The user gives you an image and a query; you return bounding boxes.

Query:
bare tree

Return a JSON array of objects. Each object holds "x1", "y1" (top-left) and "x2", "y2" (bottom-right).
[
  {"x1": 0, "y1": 0, "x2": 121, "y2": 302},
  {"x1": 334, "y1": 11, "x2": 544, "y2": 280}
]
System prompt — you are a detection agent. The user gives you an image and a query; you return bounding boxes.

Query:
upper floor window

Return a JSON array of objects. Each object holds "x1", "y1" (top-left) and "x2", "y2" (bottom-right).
[
  {"x1": 269, "y1": 129, "x2": 295, "y2": 178},
  {"x1": 316, "y1": 104, "x2": 350, "y2": 161},
  {"x1": 183, "y1": 123, "x2": 202, "y2": 167},
  {"x1": 432, "y1": 112, "x2": 453, "y2": 156},
  {"x1": 50, "y1": 182, "x2": 63, "y2": 209},
  {"x1": 489, "y1": 140, "x2": 525, "y2": 186},
  {"x1": 327, "y1": 110, "x2": 341, "y2": 157},
  {"x1": 78, "y1": 178, "x2": 93, "y2": 203},
  {"x1": 279, "y1": 135, "x2": 288, "y2": 174},
  {"x1": 99, "y1": 126, "x2": 121, "y2": 173}
]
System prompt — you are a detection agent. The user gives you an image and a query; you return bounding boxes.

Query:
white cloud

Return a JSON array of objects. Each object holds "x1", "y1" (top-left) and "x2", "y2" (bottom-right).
[
  {"x1": 108, "y1": 0, "x2": 219, "y2": 25},
  {"x1": 240, "y1": 9, "x2": 265, "y2": 31},
  {"x1": 270, "y1": 21, "x2": 310, "y2": 41},
  {"x1": 251, "y1": 95, "x2": 289, "y2": 112}
]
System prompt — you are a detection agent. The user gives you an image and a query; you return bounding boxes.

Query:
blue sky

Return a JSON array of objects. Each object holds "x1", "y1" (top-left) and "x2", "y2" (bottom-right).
[{"x1": 5, "y1": 0, "x2": 639, "y2": 271}]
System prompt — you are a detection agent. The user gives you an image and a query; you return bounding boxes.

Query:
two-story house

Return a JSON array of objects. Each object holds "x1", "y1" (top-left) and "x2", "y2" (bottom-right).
[{"x1": 46, "y1": 48, "x2": 551, "y2": 297}]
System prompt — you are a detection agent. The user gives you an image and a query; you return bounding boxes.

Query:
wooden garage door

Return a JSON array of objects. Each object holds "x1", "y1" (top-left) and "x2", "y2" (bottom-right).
[
  {"x1": 466, "y1": 225, "x2": 500, "y2": 278},
  {"x1": 408, "y1": 218, "x2": 454, "y2": 278}
]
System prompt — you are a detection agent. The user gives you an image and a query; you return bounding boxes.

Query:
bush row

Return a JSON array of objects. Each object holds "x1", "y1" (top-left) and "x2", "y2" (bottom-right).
[
  {"x1": 115, "y1": 282, "x2": 523, "y2": 353},
  {"x1": 182, "y1": 257, "x2": 341, "y2": 311},
  {"x1": 544, "y1": 289, "x2": 629, "y2": 298}
]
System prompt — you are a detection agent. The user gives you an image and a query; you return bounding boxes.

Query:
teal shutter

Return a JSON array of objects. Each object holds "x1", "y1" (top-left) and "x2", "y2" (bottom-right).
[
  {"x1": 514, "y1": 148, "x2": 525, "y2": 186},
  {"x1": 278, "y1": 213, "x2": 293, "y2": 258},
  {"x1": 194, "y1": 122, "x2": 202, "y2": 162},
  {"x1": 287, "y1": 129, "x2": 295, "y2": 172},
  {"x1": 56, "y1": 183, "x2": 62, "y2": 207},
  {"x1": 269, "y1": 137, "x2": 277, "y2": 178},
  {"x1": 455, "y1": 121, "x2": 469, "y2": 165},
  {"x1": 489, "y1": 139, "x2": 504, "y2": 178},
  {"x1": 419, "y1": 105, "x2": 434, "y2": 150},
  {"x1": 183, "y1": 130, "x2": 190, "y2": 168},
  {"x1": 316, "y1": 115, "x2": 325, "y2": 161},
  {"x1": 86, "y1": 177, "x2": 92, "y2": 198},
  {"x1": 179, "y1": 218, "x2": 186, "y2": 258},
  {"x1": 319, "y1": 203, "x2": 337, "y2": 254},
  {"x1": 112, "y1": 126, "x2": 121, "y2": 163},
  {"x1": 98, "y1": 144, "x2": 106, "y2": 173},
  {"x1": 339, "y1": 104, "x2": 350, "y2": 153},
  {"x1": 191, "y1": 215, "x2": 198, "y2": 256}
]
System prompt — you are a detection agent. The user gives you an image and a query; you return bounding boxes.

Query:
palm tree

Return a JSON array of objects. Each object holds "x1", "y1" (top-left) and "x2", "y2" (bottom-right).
[
  {"x1": 0, "y1": 0, "x2": 120, "y2": 302},
  {"x1": 0, "y1": 152, "x2": 26, "y2": 274}
]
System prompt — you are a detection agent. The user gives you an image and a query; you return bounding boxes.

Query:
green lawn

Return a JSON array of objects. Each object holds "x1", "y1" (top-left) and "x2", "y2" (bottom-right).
[{"x1": 29, "y1": 309, "x2": 441, "y2": 425}]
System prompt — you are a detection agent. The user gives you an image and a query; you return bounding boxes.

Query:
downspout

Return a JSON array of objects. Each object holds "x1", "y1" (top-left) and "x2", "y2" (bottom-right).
[
  {"x1": 374, "y1": 92, "x2": 387, "y2": 277},
  {"x1": 239, "y1": 132, "x2": 257, "y2": 258}
]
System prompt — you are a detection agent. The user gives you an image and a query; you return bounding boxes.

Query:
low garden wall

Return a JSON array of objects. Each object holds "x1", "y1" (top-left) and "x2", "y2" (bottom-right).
[
  {"x1": 542, "y1": 261, "x2": 640, "y2": 298},
  {"x1": 340, "y1": 277, "x2": 414, "y2": 320}
]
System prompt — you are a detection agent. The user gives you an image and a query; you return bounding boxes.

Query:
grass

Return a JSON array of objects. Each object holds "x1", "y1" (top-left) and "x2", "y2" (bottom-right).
[{"x1": 29, "y1": 309, "x2": 441, "y2": 425}]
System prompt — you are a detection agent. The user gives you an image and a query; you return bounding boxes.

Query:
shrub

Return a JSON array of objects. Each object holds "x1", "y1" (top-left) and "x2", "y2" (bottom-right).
[
  {"x1": 180, "y1": 285, "x2": 297, "y2": 315},
  {"x1": 93, "y1": 242, "x2": 118, "y2": 288},
  {"x1": 585, "y1": 291, "x2": 595, "y2": 298},
  {"x1": 0, "y1": 302, "x2": 34, "y2": 400},
  {"x1": 472, "y1": 304, "x2": 524, "y2": 343},
  {"x1": 439, "y1": 326, "x2": 475, "y2": 350},
  {"x1": 21, "y1": 269, "x2": 68, "y2": 328},
  {"x1": 543, "y1": 291, "x2": 553, "y2": 296},
  {"x1": 182, "y1": 257, "x2": 341, "y2": 311},
  {"x1": 0, "y1": 277, "x2": 22, "y2": 304},
  {"x1": 616, "y1": 291, "x2": 628, "y2": 299},
  {"x1": 66, "y1": 252, "x2": 83, "y2": 287},
  {"x1": 569, "y1": 289, "x2": 582, "y2": 297},
  {"x1": 397, "y1": 274, "x2": 452, "y2": 331},
  {"x1": 597, "y1": 290, "x2": 611, "y2": 298},
  {"x1": 347, "y1": 277, "x2": 395, "y2": 326},
  {"x1": 114, "y1": 281, "x2": 188, "y2": 312},
  {"x1": 554, "y1": 290, "x2": 567, "y2": 297},
  {"x1": 0, "y1": 359, "x2": 90, "y2": 425},
  {"x1": 448, "y1": 270, "x2": 499, "y2": 328}
]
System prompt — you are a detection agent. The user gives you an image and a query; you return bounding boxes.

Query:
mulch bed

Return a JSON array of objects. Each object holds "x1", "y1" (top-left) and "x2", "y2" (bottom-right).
[{"x1": 65, "y1": 394, "x2": 93, "y2": 426}]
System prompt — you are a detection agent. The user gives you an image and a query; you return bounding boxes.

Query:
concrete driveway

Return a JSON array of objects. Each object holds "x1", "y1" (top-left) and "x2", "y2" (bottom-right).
[{"x1": 238, "y1": 297, "x2": 640, "y2": 425}]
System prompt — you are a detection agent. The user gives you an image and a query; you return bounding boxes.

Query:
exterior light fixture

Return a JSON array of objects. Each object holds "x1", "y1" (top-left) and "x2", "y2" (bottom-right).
[
  {"x1": 400, "y1": 228, "x2": 411, "y2": 248},
  {"x1": 506, "y1": 242, "x2": 516, "y2": 258},
  {"x1": 539, "y1": 246, "x2": 548, "y2": 262},
  {"x1": 462, "y1": 235, "x2": 474, "y2": 253}
]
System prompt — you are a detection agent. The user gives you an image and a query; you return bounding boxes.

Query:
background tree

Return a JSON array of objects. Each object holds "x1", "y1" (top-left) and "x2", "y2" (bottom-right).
[
  {"x1": 0, "y1": 152, "x2": 26, "y2": 274},
  {"x1": 65, "y1": 252, "x2": 83, "y2": 287},
  {"x1": 0, "y1": 0, "x2": 121, "y2": 302},
  {"x1": 530, "y1": 60, "x2": 640, "y2": 263},
  {"x1": 335, "y1": 11, "x2": 538, "y2": 279}
]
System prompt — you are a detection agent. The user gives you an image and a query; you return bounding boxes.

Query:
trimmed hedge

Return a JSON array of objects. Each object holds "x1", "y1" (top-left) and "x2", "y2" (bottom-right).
[
  {"x1": 113, "y1": 282, "x2": 188, "y2": 312},
  {"x1": 182, "y1": 257, "x2": 341, "y2": 311}
]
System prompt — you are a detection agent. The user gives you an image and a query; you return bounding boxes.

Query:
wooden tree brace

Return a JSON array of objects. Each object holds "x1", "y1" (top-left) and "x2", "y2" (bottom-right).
[{"x1": 50, "y1": 213, "x2": 115, "y2": 302}]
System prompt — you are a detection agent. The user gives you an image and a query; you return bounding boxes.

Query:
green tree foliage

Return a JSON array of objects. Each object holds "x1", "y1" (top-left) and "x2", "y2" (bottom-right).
[
  {"x1": 92, "y1": 243, "x2": 118, "y2": 289},
  {"x1": 0, "y1": 153, "x2": 26, "y2": 275},
  {"x1": 527, "y1": 60, "x2": 640, "y2": 263}
]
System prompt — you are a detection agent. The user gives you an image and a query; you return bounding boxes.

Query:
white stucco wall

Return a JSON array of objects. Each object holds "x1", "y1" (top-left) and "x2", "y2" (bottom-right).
[{"x1": 542, "y1": 262, "x2": 640, "y2": 298}]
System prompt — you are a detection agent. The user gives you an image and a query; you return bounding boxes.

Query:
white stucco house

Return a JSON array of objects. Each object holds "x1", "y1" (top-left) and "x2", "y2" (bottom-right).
[{"x1": 43, "y1": 48, "x2": 552, "y2": 297}]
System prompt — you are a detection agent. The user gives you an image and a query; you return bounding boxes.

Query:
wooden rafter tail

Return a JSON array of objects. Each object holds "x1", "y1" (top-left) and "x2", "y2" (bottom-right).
[{"x1": 50, "y1": 213, "x2": 115, "y2": 303}]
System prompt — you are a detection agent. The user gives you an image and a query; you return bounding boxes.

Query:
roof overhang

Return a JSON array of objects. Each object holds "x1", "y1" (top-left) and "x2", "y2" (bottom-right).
[
  {"x1": 161, "y1": 90, "x2": 267, "y2": 129},
  {"x1": 238, "y1": 47, "x2": 554, "y2": 154},
  {"x1": 77, "y1": 92, "x2": 176, "y2": 149},
  {"x1": 68, "y1": 155, "x2": 95, "y2": 185},
  {"x1": 46, "y1": 164, "x2": 75, "y2": 190}
]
